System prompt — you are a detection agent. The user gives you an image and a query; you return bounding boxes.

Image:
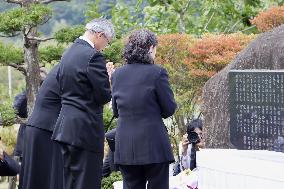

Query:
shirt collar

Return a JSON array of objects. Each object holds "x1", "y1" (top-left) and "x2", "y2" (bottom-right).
[{"x1": 79, "y1": 36, "x2": 95, "y2": 48}]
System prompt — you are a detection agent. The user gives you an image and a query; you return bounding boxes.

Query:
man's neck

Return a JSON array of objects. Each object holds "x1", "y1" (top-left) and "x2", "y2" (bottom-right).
[{"x1": 80, "y1": 34, "x2": 95, "y2": 48}]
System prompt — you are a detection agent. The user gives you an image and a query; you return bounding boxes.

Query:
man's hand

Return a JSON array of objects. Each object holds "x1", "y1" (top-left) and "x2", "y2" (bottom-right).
[{"x1": 106, "y1": 62, "x2": 115, "y2": 78}]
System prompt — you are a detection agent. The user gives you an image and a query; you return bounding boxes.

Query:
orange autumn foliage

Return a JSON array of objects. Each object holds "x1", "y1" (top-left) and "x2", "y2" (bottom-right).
[
  {"x1": 251, "y1": 5, "x2": 284, "y2": 32},
  {"x1": 186, "y1": 33, "x2": 255, "y2": 79},
  {"x1": 156, "y1": 34, "x2": 194, "y2": 66}
]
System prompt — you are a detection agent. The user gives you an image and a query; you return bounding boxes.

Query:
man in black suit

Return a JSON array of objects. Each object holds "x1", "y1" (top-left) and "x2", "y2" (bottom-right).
[
  {"x1": 52, "y1": 18, "x2": 115, "y2": 189},
  {"x1": 19, "y1": 64, "x2": 63, "y2": 189}
]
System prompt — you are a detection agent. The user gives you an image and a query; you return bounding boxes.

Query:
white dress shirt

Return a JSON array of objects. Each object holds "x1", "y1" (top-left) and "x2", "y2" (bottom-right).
[{"x1": 79, "y1": 36, "x2": 95, "y2": 48}]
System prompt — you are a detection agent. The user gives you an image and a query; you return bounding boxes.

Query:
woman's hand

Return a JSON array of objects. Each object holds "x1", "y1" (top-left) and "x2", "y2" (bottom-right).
[{"x1": 181, "y1": 134, "x2": 190, "y2": 156}]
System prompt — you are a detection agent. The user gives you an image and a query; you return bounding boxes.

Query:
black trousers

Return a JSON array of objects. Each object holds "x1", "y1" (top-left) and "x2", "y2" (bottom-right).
[
  {"x1": 19, "y1": 126, "x2": 63, "y2": 189},
  {"x1": 119, "y1": 163, "x2": 169, "y2": 189},
  {"x1": 60, "y1": 144, "x2": 103, "y2": 189}
]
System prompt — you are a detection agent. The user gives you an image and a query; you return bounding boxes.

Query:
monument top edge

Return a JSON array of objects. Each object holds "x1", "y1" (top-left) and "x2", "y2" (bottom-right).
[{"x1": 230, "y1": 69, "x2": 284, "y2": 73}]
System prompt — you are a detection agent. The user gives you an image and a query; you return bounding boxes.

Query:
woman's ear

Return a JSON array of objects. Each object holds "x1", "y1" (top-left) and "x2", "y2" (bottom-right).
[
  {"x1": 149, "y1": 45, "x2": 157, "y2": 59},
  {"x1": 149, "y1": 45, "x2": 154, "y2": 53}
]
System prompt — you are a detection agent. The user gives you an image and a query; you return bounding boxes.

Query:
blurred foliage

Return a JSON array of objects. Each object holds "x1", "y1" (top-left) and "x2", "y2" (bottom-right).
[
  {"x1": 80, "y1": 0, "x2": 284, "y2": 36},
  {"x1": 0, "y1": 1, "x2": 16, "y2": 12},
  {"x1": 0, "y1": 4, "x2": 52, "y2": 36},
  {"x1": 0, "y1": 101, "x2": 15, "y2": 127},
  {"x1": 0, "y1": 85, "x2": 15, "y2": 128},
  {"x1": 0, "y1": 126, "x2": 17, "y2": 155},
  {"x1": 251, "y1": 4, "x2": 284, "y2": 32},
  {"x1": 103, "y1": 39, "x2": 124, "y2": 63},
  {"x1": 0, "y1": 0, "x2": 86, "y2": 35},
  {"x1": 54, "y1": 25, "x2": 85, "y2": 43},
  {"x1": 109, "y1": 0, "x2": 145, "y2": 38},
  {"x1": 85, "y1": 0, "x2": 102, "y2": 21},
  {"x1": 187, "y1": 33, "x2": 256, "y2": 80},
  {"x1": 146, "y1": 0, "x2": 284, "y2": 34},
  {"x1": 0, "y1": 67, "x2": 26, "y2": 94},
  {"x1": 101, "y1": 172, "x2": 123, "y2": 189},
  {"x1": 0, "y1": 42, "x2": 24, "y2": 66},
  {"x1": 103, "y1": 105, "x2": 117, "y2": 132},
  {"x1": 39, "y1": 44, "x2": 65, "y2": 64},
  {"x1": 85, "y1": 0, "x2": 148, "y2": 38}
]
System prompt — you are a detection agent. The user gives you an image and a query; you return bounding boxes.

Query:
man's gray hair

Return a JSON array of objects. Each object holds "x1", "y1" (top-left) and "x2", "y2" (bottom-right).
[{"x1": 85, "y1": 18, "x2": 115, "y2": 39}]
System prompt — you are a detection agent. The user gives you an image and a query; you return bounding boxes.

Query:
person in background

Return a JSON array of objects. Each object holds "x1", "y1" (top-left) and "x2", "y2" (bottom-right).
[
  {"x1": 0, "y1": 137, "x2": 20, "y2": 176},
  {"x1": 19, "y1": 64, "x2": 62, "y2": 189},
  {"x1": 169, "y1": 119, "x2": 204, "y2": 189},
  {"x1": 111, "y1": 29, "x2": 177, "y2": 189},
  {"x1": 13, "y1": 90, "x2": 27, "y2": 159},
  {"x1": 13, "y1": 68, "x2": 47, "y2": 159},
  {"x1": 179, "y1": 119, "x2": 205, "y2": 171}
]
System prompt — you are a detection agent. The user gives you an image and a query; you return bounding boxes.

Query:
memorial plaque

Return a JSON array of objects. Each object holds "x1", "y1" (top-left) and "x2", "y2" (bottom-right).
[{"x1": 229, "y1": 70, "x2": 284, "y2": 150}]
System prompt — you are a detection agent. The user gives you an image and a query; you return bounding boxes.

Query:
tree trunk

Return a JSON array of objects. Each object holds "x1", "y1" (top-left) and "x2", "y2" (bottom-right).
[
  {"x1": 24, "y1": 27, "x2": 41, "y2": 116},
  {"x1": 178, "y1": 14, "x2": 186, "y2": 33},
  {"x1": 175, "y1": 114, "x2": 187, "y2": 138}
]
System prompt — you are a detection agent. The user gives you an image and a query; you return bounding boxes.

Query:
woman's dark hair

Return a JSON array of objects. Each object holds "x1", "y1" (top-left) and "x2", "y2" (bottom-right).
[
  {"x1": 186, "y1": 119, "x2": 203, "y2": 133},
  {"x1": 123, "y1": 29, "x2": 158, "y2": 64}
]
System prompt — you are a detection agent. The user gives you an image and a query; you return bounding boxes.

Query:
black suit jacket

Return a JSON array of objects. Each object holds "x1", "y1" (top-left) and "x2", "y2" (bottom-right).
[
  {"x1": 52, "y1": 38, "x2": 111, "y2": 152},
  {"x1": 111, "y1": 63, "x2": 177, "y2": 165},
  {"x1": 27, "y1": 64, "x2": 61, "y2": 132}
]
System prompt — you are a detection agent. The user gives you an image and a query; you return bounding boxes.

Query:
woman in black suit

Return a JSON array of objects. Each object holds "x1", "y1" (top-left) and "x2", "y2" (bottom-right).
[{"x1": 111, "y1": 29, "x2": 177, "y2": 189}]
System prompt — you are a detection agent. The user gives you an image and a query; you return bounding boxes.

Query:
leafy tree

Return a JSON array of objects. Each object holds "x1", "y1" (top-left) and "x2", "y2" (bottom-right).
[
  {"x1": 0, "y1": 0, "x2": 68, "y2": 117},
  {"x1": 85, "y1": 0, "x2": 145, "y2": 39},
  {"x1": 82, "y1": 0, "x2": 284, "y2": 36},
  {"x1": 146, "y1": 0, "x2": 283, "y2": 34}
]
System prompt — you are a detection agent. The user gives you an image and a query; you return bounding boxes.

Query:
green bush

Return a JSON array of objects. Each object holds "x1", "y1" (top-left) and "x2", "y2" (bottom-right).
[
  {"x1": 103, "y1": 105, "x2": 117, "y2": 132},
  {"x1": 103, "y1": 39, "x2": 124, "y2": 64},
  {"x1": 101, "y1": 172, "x2": 123, "y2": 189},
  {"x1": 0, "y1": 126, "x2": 17, "y2": 155},
  {"x1": 0, "y1": 86, "x2": 15, "y2": 127},
  {"x1": 0, "y1": 102, "x2": 15, "y2": 127}
]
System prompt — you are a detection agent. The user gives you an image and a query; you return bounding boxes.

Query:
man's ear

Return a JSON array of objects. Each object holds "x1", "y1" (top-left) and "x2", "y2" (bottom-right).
[
  {"x1": 149, "y1": 45, "x2": 154, "y2": 53},
  {"x1": 98, "y1": 32, "x2": 104, "y2": 38},
  {"x1": 93, "y1": 32, "x2": 100, "y2": 40}
]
